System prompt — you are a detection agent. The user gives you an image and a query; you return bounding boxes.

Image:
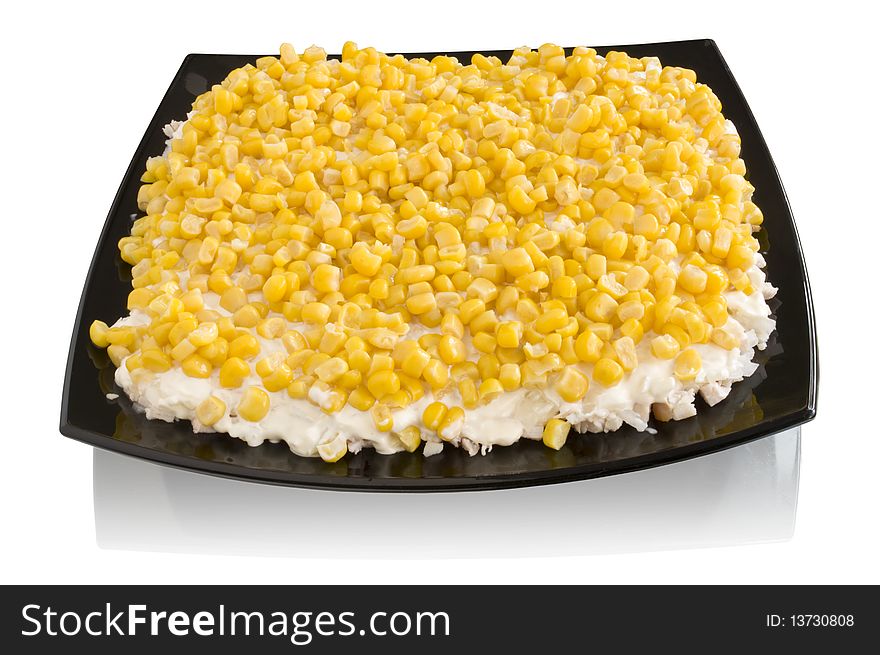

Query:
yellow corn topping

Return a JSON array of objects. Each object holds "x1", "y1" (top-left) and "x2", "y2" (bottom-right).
[{"x1": 92, "y1": 42, "x2": 766, "y2": 445}]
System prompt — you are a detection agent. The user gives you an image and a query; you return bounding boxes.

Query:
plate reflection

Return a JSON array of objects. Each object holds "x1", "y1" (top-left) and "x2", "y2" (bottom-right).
[{"x1": 94, "y1": 428, "x2": 799, "y2": 557}]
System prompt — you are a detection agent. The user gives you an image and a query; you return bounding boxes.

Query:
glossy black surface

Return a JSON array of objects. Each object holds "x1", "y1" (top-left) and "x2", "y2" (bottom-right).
[{"x1": 60, "y1": 40, "x2": 817, "y2": 491}]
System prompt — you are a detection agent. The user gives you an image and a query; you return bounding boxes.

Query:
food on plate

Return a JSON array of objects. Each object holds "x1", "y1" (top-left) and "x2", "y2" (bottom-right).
[{"x1": 89, "y1": 42, "x2": 776, "y2": 460}]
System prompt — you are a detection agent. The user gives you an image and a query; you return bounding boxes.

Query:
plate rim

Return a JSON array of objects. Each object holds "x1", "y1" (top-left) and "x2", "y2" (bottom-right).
[
  {"x1": 60, "y1": 38, "x2": 818, "y2": 492},
  {"x1": 62, "y1": 408, "x2": 813, "y2": 492}
]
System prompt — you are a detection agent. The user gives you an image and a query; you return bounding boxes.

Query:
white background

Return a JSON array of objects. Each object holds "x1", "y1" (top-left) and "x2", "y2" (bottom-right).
[{"x1": 1, "y1": 0, "x2": 877, "y2": 584}]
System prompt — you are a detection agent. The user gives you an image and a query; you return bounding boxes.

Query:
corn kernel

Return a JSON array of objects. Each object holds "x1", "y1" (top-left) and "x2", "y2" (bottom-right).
[
  {"x1": 238, "y1": 386, "x2": 270, "y2": 421},
  {"x1": 89, "y1": 320, "x2": 110, "y2": 348},
  {"x1": 534, "y1": 307, "x2": 568, "y2": 334},
  {"x1": 593, "y1": 358, "x2": 624, "y2": 386},
  {"x1": 438, "y1": 335, "x2": 467, "y2": 364},
  {"x1": 401, "y1": 348, "x2": 431, "y2": 378},
  {"x1": 370, "y1": 404, "x2": 394, "y2": 432},
  {"x1": 508, "y1": 186, "x2": 537, "y2": 214},
  {"x1": 584, "y1": 292, "x2": 618, "y2": 322},
  {"x1": 711, "y1": 327, "x2": 738, "y2": 350},
  {"x1": 438, "y1": 406, "x2": 465, "y2": 440},
  {"x1": 496, "y1": 321, "x2": 523, "y2": 348},
  {"x1": 344, "y1": 385, "x2": 373, "y2": 411},
  {"x1": 499, "y1": 363, "x2": 522, "y2": 391},
  {"x1": 501, "y1": 247, "x2": 534, "y2": 277},
  {"x1": 552, "y1": 275, "x2": 577, "y2": 299},
  {"x1": 422, "y1": 401, "x2": 448, "y2": 432},
  {"x1": 218, "y1": 357, "x2": 249, "y2": 388},
  {"x1": 188, "y1": 322, "x2": 218, "y2": 347},
  {"x1": 613, "y1": 336, "x2": 638, "y2": 371},
  {"x1": 182, "y1": 354, "x2": 212, "y2": 378},
  {"x1": 262, "y1": 274, "x2": 288, "y2": 303},
  {"x1": 396, "y1": 426, "x2": 422, "y2": 453},
  {"x1": 229, "y1": 334, "x2": 260, "y2": 359},
  {"x1": 107, "y1": 345, "x2": 129, "y2": 367},
  {"x1": 315, "y1": 357, "x2": 349, "y2": 383},
  {"x1": 678, "y1": 265, "x2": 708, "y2": 295},
  {"x1": 196, "y1": 395, "x2": 226, "y2": 426},
  {"x1": 317, "y1": 436, "x2": 348, "y2": 463},
  {"x1": 141, "y1": 348, "x2": 171, "y2": 372},
  {"x1": 542, "y1": 418, "x2": 571, "y2": 450},
  {"x1": 555, "y1": 366, "x2": 590, "y2": 402},
  {"x1": 301, "y1": 302, "x2": 332, "y2": 324},
  {"x1": 650, "y1": 334, "x2": 681, "y2": 359},
  {"x1": 574, "y1": 330, "x2": 603, "y2": 363},
  {"x1": 312, "y1": 264, "x2": 341, "y2": 293},
  {"x1": 106, "y1": 326, "x2": 136, "y2": 347},
  {"x1": 350, "y1": 245, "x2": 383, "y2": 276},
  {"x1": 674, "y1": 348, "x2": 702, "y2": 381},
  {"x1": 406, "y1": 291, "x2": 437, "y2": 315},
  {"x1": 366, "y1": 369, "x2": 401, "y2": 399}
]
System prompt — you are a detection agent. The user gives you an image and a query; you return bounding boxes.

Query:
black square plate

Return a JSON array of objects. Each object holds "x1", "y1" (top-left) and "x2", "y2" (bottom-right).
[{"x1": 61, "y1": 39, "x2": 817, "y2": 491}]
